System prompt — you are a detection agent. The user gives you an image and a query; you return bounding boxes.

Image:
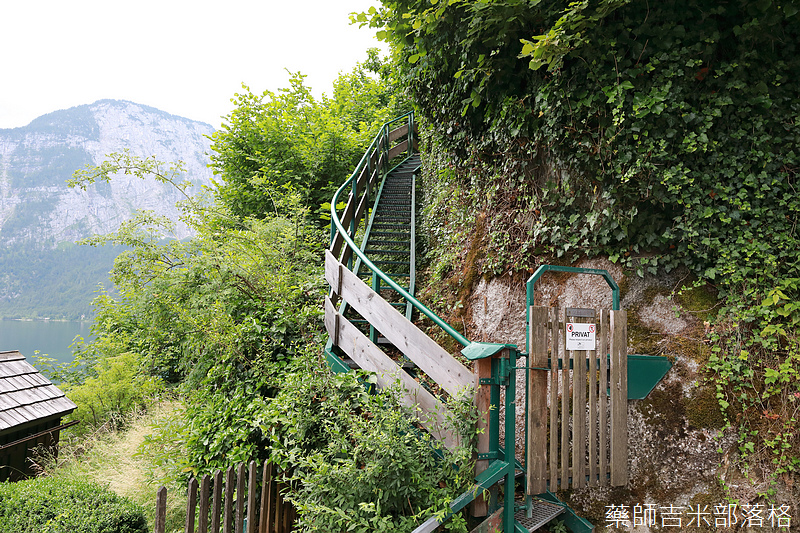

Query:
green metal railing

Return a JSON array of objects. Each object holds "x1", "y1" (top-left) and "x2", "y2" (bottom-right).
[{"x1": 328, "y1": 112, "x2": 470, "y2": 349}]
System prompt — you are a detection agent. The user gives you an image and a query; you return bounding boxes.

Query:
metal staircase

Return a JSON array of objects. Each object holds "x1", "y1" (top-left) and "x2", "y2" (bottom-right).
[{"x1": 324, "y1": 113, "x2": 596, "y2": 533}]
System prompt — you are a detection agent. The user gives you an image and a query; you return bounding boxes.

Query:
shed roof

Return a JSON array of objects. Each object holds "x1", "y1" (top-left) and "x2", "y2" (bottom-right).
[{"x1": 0, "y1": 351, "x2": 77, "y2": 432}]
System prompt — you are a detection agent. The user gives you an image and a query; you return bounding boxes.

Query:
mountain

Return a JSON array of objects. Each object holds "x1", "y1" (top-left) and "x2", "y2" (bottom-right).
[{"x1": 0, "y1": 100, "x2": 215, "y2": 319}]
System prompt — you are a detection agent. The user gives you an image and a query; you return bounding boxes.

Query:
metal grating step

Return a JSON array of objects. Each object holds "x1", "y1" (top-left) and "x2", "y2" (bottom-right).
[
  {"x1": 372, "y1": 260, "x2": 408, "y2": 264},
  {"x1": 371, "y1": 231, "x2": 410, "y2": 237},
  {"x1": 366, "y1": 240, "x2": 411, "y2": 247},
  {"x1": 365, "y1": 249, "x2": 409, "y2": 256},
  {"x1": 372, "y1": 223, "x2": 410, "y2": 230},
  {"x1": 514, "y1": 500, "x2": 565, "y2": 532},
  {"x1": 372, "y1": 218, "x2": 410, "y2": 223}
]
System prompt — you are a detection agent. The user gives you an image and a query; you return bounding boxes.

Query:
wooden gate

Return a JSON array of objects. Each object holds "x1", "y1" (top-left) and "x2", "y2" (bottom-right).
[{"x1": 526, "y1": 306, "x2": 628, "y2": 494}]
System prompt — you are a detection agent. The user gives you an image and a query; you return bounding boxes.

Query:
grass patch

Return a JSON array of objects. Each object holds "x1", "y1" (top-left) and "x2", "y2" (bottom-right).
[{"x1": 41, "y1": 400, "x2": 187, "y2": 533}]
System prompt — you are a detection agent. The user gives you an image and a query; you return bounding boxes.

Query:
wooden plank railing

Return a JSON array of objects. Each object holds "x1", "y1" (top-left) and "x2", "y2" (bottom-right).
[
  {"x1": 153, "y1": 461, "x2": 294, "y2": 533},
  {"x1": 325, "y1": 250, "x2": 472, "y2": 450}
]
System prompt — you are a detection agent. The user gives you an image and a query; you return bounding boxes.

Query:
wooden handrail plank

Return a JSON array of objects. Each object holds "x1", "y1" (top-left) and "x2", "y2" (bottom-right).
[
  {"x1": 472, "y1": 357, "x2": 492, "y2": 517},
  {"x1": 354, "y1": 191, "x2": 370, "y2": 230},
  {"x1": 356, "y1": 165, "x2": 370, "y2": 192},
  {"x1": 388, "y1": 140, "x2": 409, "y2": 161},
  {"x1": 339, "y1": 194, "x2": 356, "y2": 234},
  {"x1": 388, "y1": 124, "x2": 409, "y2": 143},
  {"x1": 325, "y1": 251, "x2": 472, "y2": 397},
  {"x1": 326, "y1": 295, "x2": 460, "y2": 449}
]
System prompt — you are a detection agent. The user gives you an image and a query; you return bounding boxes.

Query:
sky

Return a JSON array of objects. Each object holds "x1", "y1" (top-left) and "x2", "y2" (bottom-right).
[{"x1": 0, "y1": 0, "x2": 386, "y2": 130}]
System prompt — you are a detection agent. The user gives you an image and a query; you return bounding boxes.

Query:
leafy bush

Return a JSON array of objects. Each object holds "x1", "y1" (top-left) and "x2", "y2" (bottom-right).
[{"x1": 0, "y1": 476, "x2": 148, "y2": 533}]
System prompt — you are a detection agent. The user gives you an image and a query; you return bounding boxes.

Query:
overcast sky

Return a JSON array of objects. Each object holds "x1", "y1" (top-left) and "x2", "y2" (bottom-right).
[{"x1": 0, "y1": 0, "x2": 386, "y2": 130}]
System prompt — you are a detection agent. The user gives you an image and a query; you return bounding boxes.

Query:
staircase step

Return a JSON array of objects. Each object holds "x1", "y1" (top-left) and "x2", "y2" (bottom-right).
[
  {"x1": 373, "y1": 260, "x2": 409, "y2": 266},
  {"x1": 365, "y1": 249, "x2": 409, "y2": 256},
  {"x1": 514, "y1": 500, "x2": 565, "y2": 532},
  {"x1": 371, "y1": 231, "x2": 410, "y2": 237},
  {"x1": 366, "y1": 240, "x2": 411, "y2": 247},
  {"x1": 372, "y1": 223, "x2": 410, "y2": 230}
]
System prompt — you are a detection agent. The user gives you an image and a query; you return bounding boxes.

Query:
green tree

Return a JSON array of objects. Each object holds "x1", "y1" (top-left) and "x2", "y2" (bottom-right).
[{"x1": 210, "y1": 51, "x2": 408, "y2": 222}]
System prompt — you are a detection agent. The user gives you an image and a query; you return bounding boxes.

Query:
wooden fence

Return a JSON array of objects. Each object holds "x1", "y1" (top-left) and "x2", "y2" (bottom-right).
[{"x1": 154, "y1": 461, "x2": 294, "y2": 533}]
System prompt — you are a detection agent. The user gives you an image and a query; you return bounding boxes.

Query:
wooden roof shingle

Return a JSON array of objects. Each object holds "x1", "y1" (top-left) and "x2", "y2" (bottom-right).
[{"x1": 0, "y1": 351, "x2": 77, "y2": 432}]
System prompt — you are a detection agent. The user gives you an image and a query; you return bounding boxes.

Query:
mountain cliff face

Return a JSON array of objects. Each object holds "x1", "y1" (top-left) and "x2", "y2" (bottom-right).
[
  {"x1": 0, "y1": 100, "x2": 215, "y2": 318},
  {"x1": 0, "y1": 99, "x2": 214, "y2": 245}
]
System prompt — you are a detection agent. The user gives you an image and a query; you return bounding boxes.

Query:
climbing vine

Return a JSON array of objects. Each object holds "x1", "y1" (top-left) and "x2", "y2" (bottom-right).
[{"x1": 357, "y1": 0, "x2": 800, "y2": 482}]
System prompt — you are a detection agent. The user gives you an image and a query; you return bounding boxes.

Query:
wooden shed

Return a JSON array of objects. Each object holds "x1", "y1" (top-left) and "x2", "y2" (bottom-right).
[{"x1": 0, "y1": 350, "x2": 77, "y2": 481}]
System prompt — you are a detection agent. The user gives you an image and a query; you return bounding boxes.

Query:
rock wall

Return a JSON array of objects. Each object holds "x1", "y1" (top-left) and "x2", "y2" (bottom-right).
[{"x1": 465, "y1": 259, "x2": 797, "y2": 531}]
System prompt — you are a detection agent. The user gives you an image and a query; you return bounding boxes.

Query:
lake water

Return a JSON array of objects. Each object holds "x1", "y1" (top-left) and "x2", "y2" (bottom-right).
[{"x1": 0, "y1": 319, "x2": 92, "y2": 368}]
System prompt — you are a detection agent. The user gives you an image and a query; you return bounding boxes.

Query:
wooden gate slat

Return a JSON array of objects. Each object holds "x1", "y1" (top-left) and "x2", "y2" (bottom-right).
[
  {"x1": 247, "y1": 461, "x2": 257, "y2": 533},
  {"x1": 236, "y1": 463, "x2": 246, "y2": 533},
  {"x1": 259, "y1": 463, "x2": 272, "y2": 533},
  {"x1": 588, "y1": 326, "x2": 598, "y2": 487},
  {"x1": 599, "y1": 310, "x2": 609, "y2": 486},
  {"x1": 570, "y1": 312, "x2": 587, "y2": 489},
  {"x1": 548, "y1": 307, "x2": 559, "y2": 491},
  {"x1": 155, "y1": 486, "x2": 168, "y2": 533},
  {"x1": 275, "y1": 481, "x2": 283, "y2": 533},
  {"x1": 610, "y1": 310, "x2": 628, "y2": 486},
  {"x1": 559, "y1": 310, "x2": 569, "y2": 489},
  {"x1": 199, "y1": 475, "x2": 210, "y2": 533},
  {"x1": 224, "y1": 467, "x2": 235, "y2": 533}
]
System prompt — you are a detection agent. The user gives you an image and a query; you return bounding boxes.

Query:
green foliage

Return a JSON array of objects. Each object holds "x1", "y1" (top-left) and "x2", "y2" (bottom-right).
[
  {"x1": 363, "y1": 0, "x2": 800, "y2": 483},
  {"x1": 363, "y1": 0, "x2": 800, "y2": 291},
  {"x1": 62, "y1": 351, "x2": 164, "y2": 433},
  {"x1": 266, "y1": 369, "x2": 472, "y2": 533},
  {"x1": 0, "y1": 476, "x2": 148, "y2": 533},
  {"x1": 209, "y1": 51, "x2": 408, "y2": 222},
  {"x1": 65, "y1": 53, "x2": 475, "y2": 530},
  {"x1": 706, "y1": 279, "x2": 800, "y2": 486}
]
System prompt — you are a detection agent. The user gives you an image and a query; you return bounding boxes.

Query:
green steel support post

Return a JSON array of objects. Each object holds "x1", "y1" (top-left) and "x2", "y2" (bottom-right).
[{"x1": 504, "y1": 348, "x2": 518, "y2": 533}]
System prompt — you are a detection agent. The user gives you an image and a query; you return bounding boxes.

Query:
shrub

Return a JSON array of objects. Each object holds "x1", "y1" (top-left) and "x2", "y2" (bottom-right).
[{"x1": 0, "y1": 476, "x2": 148, "y2": 533}]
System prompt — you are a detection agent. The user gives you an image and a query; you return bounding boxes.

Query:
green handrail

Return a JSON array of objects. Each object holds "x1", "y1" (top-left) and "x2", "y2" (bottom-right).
[{"x1": 329, "y1": 112, "x2": 470, "y2": 348}]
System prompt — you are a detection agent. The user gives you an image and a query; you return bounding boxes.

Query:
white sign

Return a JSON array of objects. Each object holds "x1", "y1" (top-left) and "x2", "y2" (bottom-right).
[{"x1": 566, "y1": 322, "x2": 596, "y2": 351}]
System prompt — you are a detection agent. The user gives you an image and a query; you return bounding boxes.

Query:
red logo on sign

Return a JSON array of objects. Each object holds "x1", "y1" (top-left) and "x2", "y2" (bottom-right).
[
  {"x1": 566, "y1": 323, "x2": 574, "y2": 332},
  {"x1": 589, "y1": 324, "x2": 595, "y2": 333}
]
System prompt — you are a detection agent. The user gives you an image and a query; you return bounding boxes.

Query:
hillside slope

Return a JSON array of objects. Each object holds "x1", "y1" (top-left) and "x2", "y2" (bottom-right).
[{"x1": 0, "y1": 100, "x2": 214, "y2": 318}]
